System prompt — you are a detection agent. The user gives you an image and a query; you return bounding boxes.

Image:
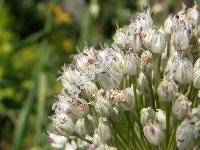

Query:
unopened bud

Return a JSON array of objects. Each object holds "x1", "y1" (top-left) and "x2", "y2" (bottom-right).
[
  {"x1": 174, "y1": 28, "x2": 190, "y2": 50},
  {"x1": 124, "y1": 51, "x2": 140, "y2": 75},
  {"x1": 51, "y1": 114, "x2": 75, "y2": 136},
  {"x1": 97, "y1": 118, "x2": 111, "y2": 143},
  {"x1": 95, "y1": 90, "x2": 112, "y2": 117},
  {"x1": 172, "y1": 95, "x2": 191, "y2": 120},
  {"x1": 157, "y1": 79, "x2": 178, "y2": 101},
  {"x1": 156, "y1": 109, "x2": 166, "y2": 129},
  {"x1": 175, "y1": 58, "x2": 193, "y2": 84},
  {"x1": 150, "y1": 32, "x2": 166, "y2": 54},
  {"x1": 140, "y1": 107, "x2": 156, "y2": 126},
  {"x1": 143, "y1": 122, "x2": 164, "y2": 145},
  {"x1": 75, "y1": 118, "x2": 88, "y2": 136},
  {"x1": 140, "y1": 51, "x2": 154, "y2": 74},
  {"x1": 176, "y1": 119, "x2": 199, "y2": 150}
]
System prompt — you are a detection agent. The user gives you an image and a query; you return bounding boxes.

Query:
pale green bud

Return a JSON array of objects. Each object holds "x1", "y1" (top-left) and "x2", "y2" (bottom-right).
[
  {"x1": 143, "y1": 122, "x2": 164, "y2": 145},
  {"x1": 140, "y1": 107, "x2": 156, "y2": 126}
]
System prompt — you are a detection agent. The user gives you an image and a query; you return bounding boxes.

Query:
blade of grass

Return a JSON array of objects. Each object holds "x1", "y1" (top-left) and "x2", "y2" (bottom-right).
[
  {"x1": 36, "y1": 72, "x2": 47, "y2": 144},
  {"x1": 13, "y1": 41, "x2": 48, "y2": 150}
]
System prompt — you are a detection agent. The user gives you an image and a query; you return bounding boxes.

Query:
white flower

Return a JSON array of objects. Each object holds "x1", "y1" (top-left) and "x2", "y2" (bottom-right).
[
  {"x1": 50, "y1": 114, "x2": 75, "y2": 136},
  {"x1": 140, "y1": 107, "x2": 156, "y2": 126},
  {"x1": 175, "y1": 58, "x2": 193, "y2": 84},
  {"x1": 157, "y1": 79, "x2": 178, "y2": 101},
  {"x1": 150, "y1": 32, "x2": 166, "y2": 54},
  {"x1": 156, "y1": 109, "x2": 166, "y2": 129},
  {"x1": 113, "y1": 28, "x2": 129, "y2": 48},
  {"x1": 172, "y1": 95, "x2": 191, "y2": 120},
  {"x1": 174, "y1": 28, "x2": 190, "y2": 50},
  {"x1": 124, "y1": 50, "x2": 140, "y2": 75},
  {"x1": 97, "y1": 118, "x2": 111, "y2": 143},
  {"x1": 176, "y1": 119, "x2": 199, "y2": 150},
  {"x1": 75, "y1": 118, "x2": 88, "y2": 136},
  {"x1": 143, "y1": 122, "x2": 164, "y2": 145},
  {"x1": 164, "y1": 15, "x2": 173, "y2": 34},
  {"x1": 95, "y1": 90, "x2": 112, "y2": 117},
  {"x1": 48, "y1": 132, "x2": 67, "y2": 149}
]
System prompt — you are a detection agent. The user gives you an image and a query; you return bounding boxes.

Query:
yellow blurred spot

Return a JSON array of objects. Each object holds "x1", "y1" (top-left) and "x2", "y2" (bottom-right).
[
  {"x1": 53, "y1": 5, "x2": 71, "y2": 24},
  {"x1": 62, "y1": 38, "x2": 74, "y2": 52}
]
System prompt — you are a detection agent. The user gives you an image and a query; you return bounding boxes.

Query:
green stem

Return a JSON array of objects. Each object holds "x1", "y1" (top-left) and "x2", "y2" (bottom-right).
[
  {"x1": 146, "y1": 75, "x2": 156, "y2": 110},
  {"x1": 166, "y1": 101, "x2": 171, "y2": 148}
]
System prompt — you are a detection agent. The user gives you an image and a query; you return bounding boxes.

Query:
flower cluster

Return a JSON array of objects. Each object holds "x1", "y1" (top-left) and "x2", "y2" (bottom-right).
[{"x1": 47, "y1": 3, "x2": 200, "y2": 150}]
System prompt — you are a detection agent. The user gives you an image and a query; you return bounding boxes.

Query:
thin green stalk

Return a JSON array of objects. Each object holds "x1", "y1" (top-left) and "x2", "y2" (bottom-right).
[
  {"x1": 110, "y1": 119, "x2": 129, "y2": 147},
  {"x1": 125, "y1": 112, "x2": 145, "y2": 150},
  {"x1": 146, "y1": 75, "x2": 156, "y2": 110},
  {"x1": 165, "y1": 101, "x2": 171, "y2": 148},
  {"x1": 36, "y1": 73, "x2": 47, "y2": 144}
]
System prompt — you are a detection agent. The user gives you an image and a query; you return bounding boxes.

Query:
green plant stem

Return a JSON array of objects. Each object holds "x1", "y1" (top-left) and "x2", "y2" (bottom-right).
[
  {"x1": 125, "y1": 112, "x2": 145, "y2": 150},
  {"x1": 166, "y1": 101, "x2": 171, "y2": 148},
  {"x1": 110, "y1": 119, "x2": 129, "y2": 147},
  {"x1": 146, "y1": 75, "x2": 156, "y2": 110}
]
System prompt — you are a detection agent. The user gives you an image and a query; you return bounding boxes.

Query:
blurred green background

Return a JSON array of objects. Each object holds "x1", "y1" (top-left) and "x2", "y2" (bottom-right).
[{"x1": 0, "y1": 0, "x2": 197, "y2": 149}]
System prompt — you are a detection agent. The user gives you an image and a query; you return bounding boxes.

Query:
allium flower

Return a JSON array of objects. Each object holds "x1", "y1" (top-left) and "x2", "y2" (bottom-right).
[
  {"x1": 157, "y1": 79, "x2": 178, "y2": 101},
  {"x1": 172, "y1": 95, "x2": 191, "y2": 120},
  {"x1": 176, "y1": 119, "x2": 199, "y2": 150},
  {"x1": 143, "y1": 122, "x2": 164, "y2": 145},
  {"x1": 174, "y1": 58, "x2": 193, "y2": 84},
  {"x1": 47, "y1": 2, "x2": 200, "y2": 149},
  {"x1": 97, "y1": 118, "x2": 111, "y2": 143},
  {"x1": 150, "y1": 31, "x2": 166, "y2": 54},
  {"x1": 140, "y1": 107, "x2": 156, "y2": 126}
]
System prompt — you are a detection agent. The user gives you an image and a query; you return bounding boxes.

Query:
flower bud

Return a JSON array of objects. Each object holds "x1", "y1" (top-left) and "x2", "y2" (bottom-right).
[
  {"x1": 85, "y1": 114, "x2": 96, "y2": 135},
  {"x1": 84, "y1": 82, "x2": 98, "y2": 97},
  {"x1": 136, "y1": 8, "x2": 153, "y2": 29},
  {"x1": 71, "y1": 98, "x2": 89, "y2": 118},
  {"x1": 143, "y1": 28, "x2": 156, "y2": 48},
  {"x1": 129, "y1": 34, "x2": 142, "y2": 53},
  {"x1": 140, "y1": 107, "x2": 156, "y2": 126},
  {"x1": 65, "y1": 141, "x2": 77, "y2": 150},
  {"x1": 140, "y1": 51, "x2": 154, "y2": 74},
  {"x1": 97, "y1": 118, "x2": 111, "y2": 143},
  {"x1": 191, "y1": 106, "x2": 200, "y2": 123},
  {"x1": 193, "y1": 69, "x2": 200, "y2": 89},
  {"x1": 51, "y1": 114, "x2": 75, "y2": 136},
  {"x1": 175, "y1": 58, "x2": 193, "y2": 84},
  {"x1": 164, "y1": 15, "x2": 173, "y2": 34},
  {"x1": 113, "y1": 28, "x2": 129, "y2": 48},
  {"x1": 194, "y1": 58, "x2": 200, "y2": 72},
  {"x1": 61, "y1": 65, "x2": 82, "y2": 86},
  {"x1": 143, "y1": 122, "x2": 164, "y2": 145},
  {"x1": 75, "y1": 118, "x2": 88, "y2": 136},
  {"x1": 193, "y1": 59, "x2": 200, "y2": 88},
  {"x1": 110, "y1": 87, "x2": 135, "y2": 111},
  {"x1": 157, "y1": 79, "x2": 178, "y2": 101},
  {"x1": 172, "y1": 95, "x2": 191, "y2": 120},
  {"x1": 176, "y1": 119, "x2": 199, "y2": 150},
  {"x1": 156, "y1": 109, "x2": 166, "y2": 129},
  {"x1": 98, "y1": 68, "x2": 122, "y2": 90},
  {"x1": 150, "y1": 32, "x2": 166, "y2": 54},
  {"x1": 47, "y1": 132, "x2": 67, "y2": 149},
  {"x1": 124, "y1": 50, "x2": 140, "y2": 75},
  {"x1": 174, "y1": 28, "x2": 190, "y2": 50},
  {"x1": 188, "y1": 3, "x2": 200, "y2": 26},
  {"x1": 95, "y1": 90, "x2": 112, "y2": 117}
]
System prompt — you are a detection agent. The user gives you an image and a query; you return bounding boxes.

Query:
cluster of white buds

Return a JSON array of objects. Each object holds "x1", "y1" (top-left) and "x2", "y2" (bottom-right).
[
  {"x1": 47, "y1": 2, "x2": 200, "y2": 150},
  {"x1": 141, "y1": 108, "x2": 166, "y2": 145}
]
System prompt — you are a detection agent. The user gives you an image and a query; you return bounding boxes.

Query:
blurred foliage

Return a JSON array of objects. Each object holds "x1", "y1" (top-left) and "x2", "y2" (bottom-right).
[{"x1": 0, "y1": 0, "x2": 196, "y2": 149}]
